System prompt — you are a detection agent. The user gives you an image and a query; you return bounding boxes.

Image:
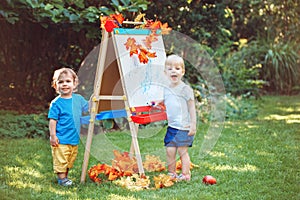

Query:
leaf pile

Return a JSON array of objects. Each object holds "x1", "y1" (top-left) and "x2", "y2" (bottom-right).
[
  {"x1": 114, "y1": 174, "x2": 151, "y2": 191},
  {"x1": 88, "y1": 150, "x2": 199, "y2": 190},
  {"x1": 143, "y1": 155, "x2": 166, "y2": 172}
]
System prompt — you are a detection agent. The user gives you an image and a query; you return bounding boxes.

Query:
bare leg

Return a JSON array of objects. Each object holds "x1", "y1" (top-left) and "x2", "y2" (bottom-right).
[
  {"x1": 57, "y1": 172, "x2": 67, "y2": 180},
  {"x1": 178, "y1": 147, "x2": 190, "y2": 176},
  {"x1": 166, "y1": 146, "x2": 177, "y2": 174}
]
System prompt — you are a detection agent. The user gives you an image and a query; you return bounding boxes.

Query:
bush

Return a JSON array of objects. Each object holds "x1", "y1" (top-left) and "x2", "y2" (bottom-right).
[
  {"x1": 214, "y1": 41, "x2": 266, "y2": 98},
  {"x1": 247, "y1": 39, "x2": 300, "y2": 94},
  {"x1": 224, "y1": 94, "x2": 258, "y2": 120},
  {"x1": 0, "y1": 111, "x2": 48, "y2": 138}
]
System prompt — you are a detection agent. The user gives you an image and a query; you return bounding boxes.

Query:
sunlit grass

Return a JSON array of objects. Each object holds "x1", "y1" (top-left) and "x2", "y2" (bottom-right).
[{"x1": 0, "y1": 95, "x2": 299, "y2": 199}]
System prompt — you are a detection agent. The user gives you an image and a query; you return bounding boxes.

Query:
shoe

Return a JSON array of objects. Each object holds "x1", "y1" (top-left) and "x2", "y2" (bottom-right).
[
  {"x1": 58, "y1": 178, "x2": 73, "y2": 186},
  {"x1": 167, "y1": 172, "x2": 178, "y2": 180},
  {"x1": 177, "y1": 173, "x2": 191, "y2": 181}
]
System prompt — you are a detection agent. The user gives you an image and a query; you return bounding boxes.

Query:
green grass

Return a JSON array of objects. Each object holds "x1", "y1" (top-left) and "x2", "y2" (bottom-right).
[{"x1": 1, "y1": 95, "x2": 299, "y2": 200}]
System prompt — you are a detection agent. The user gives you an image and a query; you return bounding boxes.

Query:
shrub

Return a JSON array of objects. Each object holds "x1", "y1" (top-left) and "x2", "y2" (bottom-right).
[
  {"x1": 247, "y1": 39, "x2": 300, "y2": 94},
  {"x1": 224, "y1": 93, "x2": 258, "y2": 120},
  {"x1": 0, "y1": 110, "x2": 48, "y2": 138},
  {"x1": 214, "y1": 41, "x2": 266, "y2": 98}
]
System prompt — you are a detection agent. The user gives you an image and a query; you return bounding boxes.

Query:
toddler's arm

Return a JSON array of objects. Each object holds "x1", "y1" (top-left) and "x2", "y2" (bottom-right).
[
  {"x1": 188, "y1": 99, "x2": 197, "y2": 136},
  {"x1": 49, "y1": 119, "x2": 59, "y2": 147}
]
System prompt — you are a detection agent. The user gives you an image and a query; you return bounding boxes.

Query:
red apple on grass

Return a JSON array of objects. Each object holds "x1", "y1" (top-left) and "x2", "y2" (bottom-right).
[{"x1": 202, "y1": 175, "x2": 217, "y2": 185}]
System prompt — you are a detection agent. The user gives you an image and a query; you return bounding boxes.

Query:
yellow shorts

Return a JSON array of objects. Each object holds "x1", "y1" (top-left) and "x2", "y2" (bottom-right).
[{"x1": 51, "y1": 144, "x2": 78, "y2": 173}]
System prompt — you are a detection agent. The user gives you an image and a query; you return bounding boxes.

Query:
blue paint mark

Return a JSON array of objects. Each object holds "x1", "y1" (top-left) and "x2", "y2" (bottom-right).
[{"x1": 141, "y1": 59, "x2": 152, "y2": 93}]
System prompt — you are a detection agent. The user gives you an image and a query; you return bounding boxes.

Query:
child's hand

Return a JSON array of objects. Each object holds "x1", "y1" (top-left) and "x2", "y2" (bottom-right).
[
  {"x1": 188, "y1": 124, "x2": 197, "y2": 136},
  {"x1": 50, "y1": 136, "x2": 59, "y2": 147}
]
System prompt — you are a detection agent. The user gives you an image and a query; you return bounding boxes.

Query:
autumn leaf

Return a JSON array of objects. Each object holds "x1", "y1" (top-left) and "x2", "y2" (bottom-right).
[
  {"x1": 104, "y1": 20, "x2": 118, "y2": 32},
  {"x1": 148, "y1": 20, "x2": 162, "y2": 30},
  {"x1": 134, "y1": 13, "x2": 146, "y2": 22},
  {"x1": 129, "y1": 44, "x2": 139, "y2": 56},
  {"x1": 112, "y1": 150, "x2": 138, "y2": 174},
  {"x1": 143, "y1": 155, "x2": 166, "y2": 172},
  {"x1": 100, "y1": 13, "x2": 124, "y2": 32},
  {"x1": 160, "y1": 22, "x2": 172, "y2": 35},
  {"x1": 138, "y1": 51, "x2": 149, "y2": 64},
  {"x1": 143, "y1": 33, "x2": 158, "y2": 49},
  {"x1": 100, "y1": 16, "x2": 108, "y2": 29},
  {"x1": 124, "y1": 37, "x2": 136, "y2": 50},
  {"x1": 114, "y1": 174, "x2": 150, "y2": 191},
  {"x1": 111, "y1": 13, "x2": 124, "y2": 26},
  {"x1": 108, "y1": 169, "x2": 120, "y2": 181},
  {"x1": 147, "y1": 51, "x2": 157, "y2": 58},
  {"x1": 153, "y1": 174, "x2": 175, "y2": 189}
]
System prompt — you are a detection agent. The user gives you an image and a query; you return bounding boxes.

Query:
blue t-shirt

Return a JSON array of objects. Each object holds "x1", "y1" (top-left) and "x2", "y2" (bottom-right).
[{"x1": 48, "y1": 93, "x2": 89, "y2": 145}]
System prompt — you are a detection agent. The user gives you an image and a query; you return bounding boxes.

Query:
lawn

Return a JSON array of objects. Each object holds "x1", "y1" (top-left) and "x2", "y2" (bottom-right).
[{"x1": 0, "y1": 95, "x2": 299, "y2": 200}]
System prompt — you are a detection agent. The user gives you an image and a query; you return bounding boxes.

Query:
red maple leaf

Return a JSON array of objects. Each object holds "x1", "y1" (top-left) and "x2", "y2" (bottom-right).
[{"x1": 104, "y1": 20, "x2": 118, "y2": 32}]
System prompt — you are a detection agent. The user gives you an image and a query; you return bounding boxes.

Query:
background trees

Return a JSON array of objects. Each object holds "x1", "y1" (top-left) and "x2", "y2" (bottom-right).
[{"x1": 0, "y1": 0, "x2": 299, "y2": 112}]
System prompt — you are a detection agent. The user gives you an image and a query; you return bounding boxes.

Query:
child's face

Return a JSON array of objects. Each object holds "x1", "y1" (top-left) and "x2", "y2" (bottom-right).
[
  {"x1": 56, "y1": 73, "x2": 75, "y2": 97},
  {"x1": 165, "y1": 61, "x2": 185, "y2": 86}
]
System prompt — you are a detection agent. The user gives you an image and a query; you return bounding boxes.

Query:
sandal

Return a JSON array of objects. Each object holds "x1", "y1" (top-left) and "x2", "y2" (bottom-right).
[
  {"x1": 167, "y1": 172, "x2": 178, "y2": 179},
  {"x1": 58, "y1": 177, "x2": 73, "y2": 186},
  {"x1": 177, "y1": 173, "x2": 191, "y2": 181}
]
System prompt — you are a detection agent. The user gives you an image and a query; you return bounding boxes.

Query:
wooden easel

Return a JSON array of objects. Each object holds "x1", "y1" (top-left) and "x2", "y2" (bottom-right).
[{"x1": 80, "y1": 27, "x2": 167, "y2": 183}]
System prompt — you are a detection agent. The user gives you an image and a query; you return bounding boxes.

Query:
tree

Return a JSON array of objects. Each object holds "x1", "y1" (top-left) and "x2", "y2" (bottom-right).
[{"x1": 0, "y1": 0, "x2": 148, "y2": 112}]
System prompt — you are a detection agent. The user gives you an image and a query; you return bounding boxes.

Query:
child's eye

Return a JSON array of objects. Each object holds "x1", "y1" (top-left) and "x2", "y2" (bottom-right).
[{"x1": 58, "y1": 80, "x2": 63, "y2": 84}]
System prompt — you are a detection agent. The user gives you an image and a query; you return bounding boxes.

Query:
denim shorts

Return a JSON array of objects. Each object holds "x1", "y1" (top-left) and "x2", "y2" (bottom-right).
[{"x1": 164, "y1": 126, "x2": 194, "y2": 147}]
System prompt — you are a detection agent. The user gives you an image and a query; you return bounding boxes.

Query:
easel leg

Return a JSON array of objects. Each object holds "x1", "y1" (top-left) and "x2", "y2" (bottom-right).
[
  {"x1": 80, "y1": 102, "x2": 97, "y2": 183},
  {"x1": 130, "y1": 123, "x2": 138, "y2": 156},
  {"x1": 128, "y1": 121, "x2": 144, "y2": 174}
]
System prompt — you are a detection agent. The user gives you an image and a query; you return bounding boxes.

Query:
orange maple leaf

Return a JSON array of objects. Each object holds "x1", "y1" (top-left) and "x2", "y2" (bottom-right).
[
  {"x1": 138, "y1": 51, "x2": 149, "y2": 64},
  {"x1": 124, "y1": 37, "x2": 136, "y2": 50},
  {"x1": 100, "y1": 16, "x2": 108, "y2": 29},
  {"x1": 153, "y1": 174, "x2": 175, "y2": 189},
  {"x1": 149, "y1": 20, "x2": 162, "y2": 30},
  {"x1": 143, "y1": 155, "x2": 166, "y2": 172},
  {"x1": 143, "y1": 33, "x2": 158, "y2": 49},
  {"x1": 111, "y1": 13, "x2": 124, "y2": 26},
  {"x1": 147, "y1": 51, "x2": 157, "y2": 58},
  {"x1": 112, "y1": 150, "x2": 138, "y2": 174},
  {"x1": 129, "y1": 44, "x2": 139, "y2": 56},
  {"x1": 160, "y1": 22, "x2": 172, "y2": 35}
]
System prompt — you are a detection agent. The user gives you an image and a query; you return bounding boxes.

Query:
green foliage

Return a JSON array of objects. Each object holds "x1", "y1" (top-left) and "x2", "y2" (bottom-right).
[
  {"x1": 0, "y1": 111, "x2": 48, "y2": 138},
  {"x1": 214, "y1": 41, "x2": 266, "y2": 97},
  {"x1": 247, "y1": 39, "x2": 300, "y2": 94},
  {"x1": 146, "y1": 0, "x2": 234, "y2": 49},
  {"x1": 0, "y1": 0, "x2": 149, "y2": 111},
  {"x1": 227, "y1": 0, "x2": 300, "y2": 43},
  {"x1": 0, "y1": 0, "x2": 149, "y2": 26},
  {"x1": 224, "y1": 94, "x2": 258, "y2": 120}
]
